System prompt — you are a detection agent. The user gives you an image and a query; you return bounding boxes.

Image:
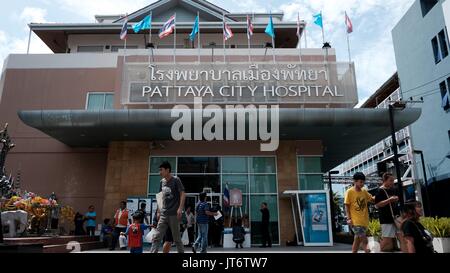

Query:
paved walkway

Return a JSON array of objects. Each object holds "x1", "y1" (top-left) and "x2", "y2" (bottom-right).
[{"x1": 82, "y1": 243, "x2": 353, "y2": 253}]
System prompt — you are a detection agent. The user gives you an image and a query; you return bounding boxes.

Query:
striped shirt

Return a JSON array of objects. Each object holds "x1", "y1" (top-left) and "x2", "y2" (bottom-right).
[{"x1": 195, "y1": 201, "x2": 210, "y2": 224}]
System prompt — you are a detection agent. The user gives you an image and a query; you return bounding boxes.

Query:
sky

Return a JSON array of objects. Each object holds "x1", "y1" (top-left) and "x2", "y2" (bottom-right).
[{"x1": 0, "y1": 0, "x2": 415, "y2": 104}]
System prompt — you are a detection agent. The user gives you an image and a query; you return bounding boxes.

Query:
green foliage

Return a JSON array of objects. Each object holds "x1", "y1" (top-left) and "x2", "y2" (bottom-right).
[
  {"x1": 420, "y1": 217, "x2": 450, "y2": 238},
  {"x1": 367, "y1": 219, "x2": 381, "y2": 238}
]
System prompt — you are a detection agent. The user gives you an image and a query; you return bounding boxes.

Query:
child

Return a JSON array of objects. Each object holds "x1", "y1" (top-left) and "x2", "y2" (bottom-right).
[
  {"x1": 101, "y1": 218, "x2": 113, "y2": 248},
  {"x1": 122, "y1": 213, "x2": 150, "y2": 253},
  {"x1": 232, "y1": 219, "x2": 245, "y2": 249}
]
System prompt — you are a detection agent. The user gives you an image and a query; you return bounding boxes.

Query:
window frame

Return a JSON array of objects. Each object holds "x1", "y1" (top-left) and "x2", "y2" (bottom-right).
[{"x1": 85, "y1": 92, "x2": 114, "y2": 110}]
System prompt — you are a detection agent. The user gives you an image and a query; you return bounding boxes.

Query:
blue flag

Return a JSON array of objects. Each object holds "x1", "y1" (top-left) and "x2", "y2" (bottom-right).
[
  {"x1": 265, "y1": 15, "x2": 275, "y2": 38},
  {"x1": 313, "y1": 12, "x2": 323, "y2": 28},
  {"x1": 132, "y1": 15, "x2": 151, "y2": 33},
  {"x1": 189, "y1": 15, "x2": 199, "y2": 41}
]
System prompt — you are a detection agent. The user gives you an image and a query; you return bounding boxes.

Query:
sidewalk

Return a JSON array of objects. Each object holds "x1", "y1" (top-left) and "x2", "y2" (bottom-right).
[{"x1": 81, "y1": 243, "x2": 353, "y2": 253}]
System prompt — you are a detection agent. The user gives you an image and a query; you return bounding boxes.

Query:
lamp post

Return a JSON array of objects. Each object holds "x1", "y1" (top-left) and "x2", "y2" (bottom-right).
[
  {"x1": 328, "y1": 170, "x2": 339, "y2": 235},
  {"x1": 388, "y1": 101, "x2": 406, "y2": 209},
  {"x1": 413, "y1": 150, "x2": 431, "y2": 216}
]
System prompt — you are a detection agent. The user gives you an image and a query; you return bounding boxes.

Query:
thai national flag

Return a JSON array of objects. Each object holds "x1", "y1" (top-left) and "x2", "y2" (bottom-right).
[
  {"x1": 120, "y1": 16, "x2": 128, "y2": 40},
  {"x1": 223, "y1": 184, "x2": 230, "y2": 207},
  {"x1": 345, "y1": 11, "x2": 353, "y2": 34},
  {"x1": 247, "y1": 15, "x2": 254, "y2": 40},
  {"x1": 159, "y1": 14, "x2": 176, "y2": 39},
  {"x1": 223, "y1": 21, "x2": 234, "y2": 41}
]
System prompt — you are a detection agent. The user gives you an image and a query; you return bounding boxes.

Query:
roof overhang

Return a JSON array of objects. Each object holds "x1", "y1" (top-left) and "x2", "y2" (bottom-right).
[{"x1": 17, "y1": 108, "x2": 420, "y2": 171}]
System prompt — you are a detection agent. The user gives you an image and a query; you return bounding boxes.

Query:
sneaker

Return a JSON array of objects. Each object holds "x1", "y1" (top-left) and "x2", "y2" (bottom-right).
[{"x1": 192, "y1": 245, "x2": 197, "y2": 254}]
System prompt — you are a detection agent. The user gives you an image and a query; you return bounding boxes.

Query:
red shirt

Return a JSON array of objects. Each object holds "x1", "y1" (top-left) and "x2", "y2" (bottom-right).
[{"x1": 127, "y1": 223, "x2": 144, "y2": 248}]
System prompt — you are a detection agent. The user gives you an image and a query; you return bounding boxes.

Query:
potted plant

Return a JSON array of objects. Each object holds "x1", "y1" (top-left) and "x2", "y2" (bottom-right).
[
  {"x1": 421, "y1": 217, "x2": 450, "y2": 253},
  {"x1": 366, "y1": 219, "x2": 381, "y2": 252}
]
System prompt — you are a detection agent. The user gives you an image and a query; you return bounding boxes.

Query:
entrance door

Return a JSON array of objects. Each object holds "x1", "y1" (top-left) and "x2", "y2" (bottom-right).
[{"x1": 185, "y1": 193, "x2": 198, "y2": 213}]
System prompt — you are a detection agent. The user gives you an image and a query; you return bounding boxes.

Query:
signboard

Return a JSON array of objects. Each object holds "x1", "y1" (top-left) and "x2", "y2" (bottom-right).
[
  {"x1": 298, "y1": 190, "x2": 333, "y2": 246},
  {"x1": 229, "y1": 188, "x2": 243, "y2": 207},
  {"x1": 122, "y1": 62, "x2": 357, "y2": 106}
]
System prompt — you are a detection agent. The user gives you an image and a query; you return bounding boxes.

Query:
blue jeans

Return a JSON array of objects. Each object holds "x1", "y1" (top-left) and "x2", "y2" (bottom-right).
[
  {"x1": 130, "y1": 247, "x2": 143, "y2": 253},
  {"x1": 194, "y1": 223, "x2": 209, "y2": 253}
]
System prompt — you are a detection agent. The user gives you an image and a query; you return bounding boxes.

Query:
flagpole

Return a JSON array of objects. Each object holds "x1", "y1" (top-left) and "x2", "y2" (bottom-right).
[
  {"x1": 149, "y1": 11, "x2": 153, "y2": 66},
  {"x1": 270, "y1": 12, "x2": 275, "y2": 63},
  {"x1": 321, "y1": 11, "x2": 325, "y2": 45},
  {"x1": 197, "y1": 11, "x2": 201, "y2": 63},
  {"x1": 27, "y1": 26, "x2": 32, "y2": 54},
  {"x1": 345, "y1": 12, "x2": 352, "y2": 63},
  {"x1": 174, "y1": 13, "x2": 177, "y2": 64},
  {"x1": 297, "y1": 12, "x2": 302, "y2": 63},
  {"x1": 223, "y1": 13, "x2": 226, "y2": 63},
  {"x1": 247, "y1": 14, "x2": 251, "y2": 63},
  {"x1": 304, "y1": 27, "x2": 307, "y2": 48},
  {"x1": 149, "y1": 11, "x2": 153, "y2": 45}
]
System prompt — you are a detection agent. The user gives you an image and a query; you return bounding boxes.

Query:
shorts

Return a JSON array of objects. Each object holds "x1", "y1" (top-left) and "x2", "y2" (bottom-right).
[
  {"x1": 351, "y1": 226, "x2": 367, "y2": 237},
  {"x1": 381, "y1": 224, "x2": 399, "y2": 238},
  {"x1": 163, "y1": 227, "x2": 173, "y2": 242}
]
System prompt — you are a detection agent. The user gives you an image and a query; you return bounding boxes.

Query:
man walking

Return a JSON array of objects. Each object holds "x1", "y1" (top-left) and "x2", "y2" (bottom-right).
[
  {"x1": 192, "y1": 192, "x2": 217, "y2": 253},
  {"x1": 150, "y1": 161, "x2": 186, "y2": 253},
  {"x1": 375, "y1": 172, "x2": 403, "y2": 252},
  {"x1": 344, "y1": 172, "x2": 374, "y2": 253},
  {"x1": 260, "y1": 202, "x2": 271, "y2": 248}
]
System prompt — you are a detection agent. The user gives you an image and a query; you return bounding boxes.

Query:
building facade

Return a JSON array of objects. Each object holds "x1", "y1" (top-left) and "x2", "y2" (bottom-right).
[
  {"x1": 392, "y1": 0, "x2": 450, "y2": 215},
  {"x1": 0, "y1": 0, "x2": 420, "y2": 245}
]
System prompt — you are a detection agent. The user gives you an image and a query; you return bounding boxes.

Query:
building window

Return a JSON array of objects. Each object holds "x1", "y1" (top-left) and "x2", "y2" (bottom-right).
[
  {"x1": 297, "y1": 156, "x2": 323, "y2": 190},
  {"x1": 432, "y1": 29, "x2": 450, "y2": 64},
  {"x1": 438, "y1": 30, "x2": 449, "y2": 59},
  {"x1": 77, "y1": 45, "x2": 104, "y2": 53},
  {"x1": 86, "y1": 93, "x2": 114, "y2": 110},
  {"x1": 420, "y1": 0, "x2": 438, "y2": 17},
  {"x1": 440, "y1": 79, "x2": 450, "y2": 111},
  {"x1": 111, "y1": 45, "x2": 138, "y2": 52},
  {"x1": 432, "y1": 37, "x2": 441, "y2": 63}
]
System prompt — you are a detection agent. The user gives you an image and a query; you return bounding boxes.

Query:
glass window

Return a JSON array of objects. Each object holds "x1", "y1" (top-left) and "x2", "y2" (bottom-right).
[
  {"x1": 438, "y1": 30, "x2": 449, "y2": 59},
  {"x1": 250, "y1": 195, "x2": 279, "y2": 244},
  {"x1": 86, "y1": 94, "x2": 104, "y2": 110},
  {"x1": 250, "y1": 175, "x2": 277, "y2": 193},
  {"x1": 177, "y1": 157, "x2": 219, "y2": 173},
  {"x1": 440, "y1": 80, "x2": 450, "y2": 111},
  {"x1": 111, "y1": 45, "x2": 138, "y2": 52},
  {"x1": 298, "y1": 174, "x2": 324, "y2": 190},
  {"x1": 222, "y1": 157, "x2": 248, "y2": 173},
  {"x1": 249, "y1": 157, "x2": 276, "y2": 173},
  {"x1": 297, "y1": 157, "x2": 322, "y2": 173},
  {"x1": 105, "y1": 94, "x2": 114, "y2": 109},
  {"x1": 86, "y1": 93, "x2": 114, "y2": 110},
  {"x1": 178, "y1": 175, "x2": 220, "y2": 193},
  {"x1": 77, "y1": 45, "x2": 104, "y2": 53},
  {"x1": 148, "y1": 175, "x2": 161, "y2": 194},
  {"x1": 420, "y1": 0, "x2": 438, "y2": 17},
  {"x1": 223, "y1": 175, "x2": 249, "y2": 194},
  {"x1": 432, "y1": 36, "x2": 441, "y2": 64},
  {"x1": 149, "y1": 157, "x2": 176, "y2": 174}
]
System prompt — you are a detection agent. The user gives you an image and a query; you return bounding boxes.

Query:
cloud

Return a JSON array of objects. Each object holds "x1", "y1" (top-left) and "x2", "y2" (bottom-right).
[
  {"x1": 0, "y1": 6, "x2": 52, "y2": 72},
  {"x1": 20, "y1": 7, "x2": 48, "y2": 24},
  {"x1": 278, "y1": 0, "x2": 414, "y2": 105},
  {"x1": 57, "y1": 0, "x2": 154, "y2": 20}
]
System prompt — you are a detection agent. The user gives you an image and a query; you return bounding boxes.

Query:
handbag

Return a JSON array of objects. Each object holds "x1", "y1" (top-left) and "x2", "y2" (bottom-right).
[
  {"x1": 145, "y1": 228, "x2": 157, "y2": 243},
  {"x1": 181, "y1": 229, "x2": 189, "y2": 246},
  {"x1": 382, "y1": 188, "x2": 403, "y2": 229}
]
